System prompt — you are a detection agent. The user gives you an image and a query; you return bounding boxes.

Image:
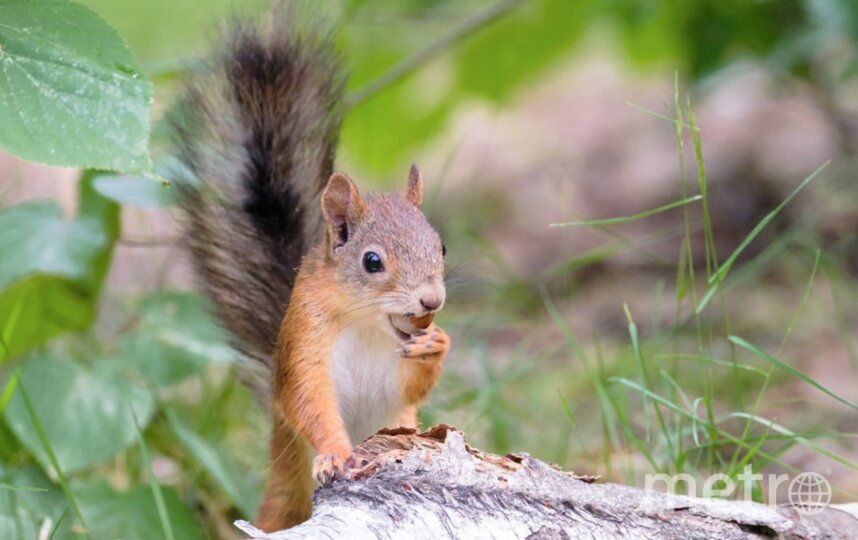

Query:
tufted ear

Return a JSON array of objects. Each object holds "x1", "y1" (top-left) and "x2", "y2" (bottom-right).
[
  {"x1": 322, "y1": 172, "x2": 366, "y2": 249},
  {"x1": 405, "y1": 163, "x2": 423, "y2": 207}
]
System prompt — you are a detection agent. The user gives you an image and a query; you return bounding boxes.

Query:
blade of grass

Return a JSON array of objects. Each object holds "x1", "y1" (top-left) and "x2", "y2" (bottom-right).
[
  {"x1": 653, "y1": 354, "x2": 769, "y2": 376},
  {"x1": 16, "y1": 377, "x2": 90, "y2": 539},
  {"x1": 729, "y1": 335, "x2": 858, "y2": 412},
  {"x1": 697, "y1": 161, "x2": 830, "y2": 314},
  {"x1": 0, "y1": 374, "x2": 19, "y2": 414},
  {"x1": 592, "y1": 334, "x2": 623, "y2": 479},
  {"x1": 624, "y1": 304, "x2": 678, "y2": 469},
  {"x1": 132, "y1": 408, "x2": 175, "y2": 540},
  {"x1": 549, "y1": 195, "x2": 701, "y2": 228},
  {"x1": 779, "y1": 249, "x2": 820, "y2": 356},
  {"x1": 686, "y1": 101, "x2": 717, "y2": 277},
  {"x1": 611, "y1": 377, "x2": 771, "y2": 464},
  {"x1": 687, "y1": 95, "x2": 736, "y2": 357},
  {"x1": 728, "y1": 422, "x2": 772, "y2": 479},
  {"x1": 729, "y1": 248, "x2": 822, "y2": 470},
  {"x1": 609, "y1": 377, "x2": 844, "y2": 471},
  {"x1": 0, "y1": 297, "x2": 24, "y2": 357},
  {"x1": 47, "y1": 508, "x2": 69, "y2": 540},
  {"x1": 728, "y1": 412, "x2": 858, "y2": 472},
  {"x1": 624, "y1": 101, "x2": 694, "y2": 130},
  {"x1": 611, "y1": 385, "x2": 660, "y2": 472},
  {"x1": 658, "y1": 369, "x2": 694, "y2": 471},
  {"x1": 557, "y1": 389, "x2": 586, "y2": 458},
  {"x1": 695, "y1": 432, "x2": 857, "y2": 449},
  {"x1": 673, "y1": 75, "x2": 703, "y2": 346},
  {"x1": 702, "y1": 377, "x2": 722, "y2": 471},
  {"x1": 0, "y1": 483, "x2": 47, "y2": 492}
]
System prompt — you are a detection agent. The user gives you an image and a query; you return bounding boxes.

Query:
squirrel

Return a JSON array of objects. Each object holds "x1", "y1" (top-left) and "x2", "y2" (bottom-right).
[{"x1": 172, "y1": 9, "x2": 450, "y2": 533}]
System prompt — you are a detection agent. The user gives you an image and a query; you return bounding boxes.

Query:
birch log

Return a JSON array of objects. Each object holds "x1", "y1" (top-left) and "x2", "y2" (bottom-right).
[{"x1": 235, "y1": 425, "x2": 857, "y2": 539}]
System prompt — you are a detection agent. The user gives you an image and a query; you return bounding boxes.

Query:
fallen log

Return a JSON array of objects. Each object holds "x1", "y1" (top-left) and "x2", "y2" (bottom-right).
[{"x1": 235, "y1": 425, "x2": 857, "y2": 539}]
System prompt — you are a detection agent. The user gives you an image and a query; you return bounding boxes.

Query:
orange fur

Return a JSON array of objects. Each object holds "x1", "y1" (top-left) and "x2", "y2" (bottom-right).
[
  {"x1": 257, "y1": 265, "x2": 450, "y2": 531},
  {"x1": 259, "y1": 259, "x2": 350, "y2": 531},
  {"x1": 255, "y1": 170, "x2": 449, "y2": 532}
]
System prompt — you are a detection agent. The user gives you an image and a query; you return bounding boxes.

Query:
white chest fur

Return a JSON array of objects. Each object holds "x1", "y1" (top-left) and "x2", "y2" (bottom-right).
[{"x1": 330, "y1": 321, "x2": 403, "y2": 443}]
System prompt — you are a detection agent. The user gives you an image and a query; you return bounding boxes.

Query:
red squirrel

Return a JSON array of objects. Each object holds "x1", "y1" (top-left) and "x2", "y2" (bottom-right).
[{"x1": 173, "y1": 10, "x2": 450, "y2": 532}]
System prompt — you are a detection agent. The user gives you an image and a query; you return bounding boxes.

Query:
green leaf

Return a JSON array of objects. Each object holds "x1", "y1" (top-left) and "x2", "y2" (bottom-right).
[
  {"x1": 92, "y1": 175, "x2": 176, "y2": 208},
  {"x1": 3, "y1": 357, "x2": 155, "y2": 473},
  {"x1": 77, "y1": 170, "x2": 121, "y2": 289},
  {"x1": 0, "y1": 276, "x2": 96, "y2": 361},
  {"x1": 74, "y1": 480, "x2": 203, "y2": 540},
  {"x1": 0, "y1": 172, "x2": 119, "y2": 361},
  {"x1": 0, "y1": 202, "x2": 105, "y2": 290},
  {"x1": 120, "y1": 292, "x2": 233, "y2": 387},
  {"x1": 0, "y1": 0, "x2": 152, "y2": 172},
  {"x1": 0, "y1": 202, "x2": 108, "y2": 361},
  {"x1": 0, "y1": 465, "x2": 67, "y2": 540},
  {"x1": 167, "y1": 411, "x2": 261, "y2": 518}
]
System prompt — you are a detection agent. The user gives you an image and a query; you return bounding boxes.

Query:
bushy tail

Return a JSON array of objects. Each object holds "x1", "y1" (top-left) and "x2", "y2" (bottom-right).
[{"x1": 172, "y1": 10, "x2": 345, "y2": 402}]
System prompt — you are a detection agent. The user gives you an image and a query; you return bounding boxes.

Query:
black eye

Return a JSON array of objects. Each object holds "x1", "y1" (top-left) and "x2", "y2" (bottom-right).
[
  {"x1": 362, "y1": 251, "x2": 384, "y2": 273},
  {"x1": 442, "y1": 243, "x2": 447, "y2": 257}
]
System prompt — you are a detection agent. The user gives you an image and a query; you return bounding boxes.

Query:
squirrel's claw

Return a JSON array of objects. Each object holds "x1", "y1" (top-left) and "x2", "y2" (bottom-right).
[
  {"x1": 312, "y1": 452, "x2": 348, "y2": 485},
  {"x1": 399, "y1": 326, "x2": 449, "y2": 360}
]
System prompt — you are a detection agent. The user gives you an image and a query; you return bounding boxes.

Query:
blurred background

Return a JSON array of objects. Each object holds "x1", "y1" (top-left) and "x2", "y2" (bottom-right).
[{"x1": 2, "y1": 0, "x2": 857, "y2": 538}]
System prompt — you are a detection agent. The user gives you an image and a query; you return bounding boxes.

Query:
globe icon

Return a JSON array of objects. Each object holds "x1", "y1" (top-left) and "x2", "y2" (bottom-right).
[{"x1": 787, "y1": 472, "x2": 831, "y2": 515}]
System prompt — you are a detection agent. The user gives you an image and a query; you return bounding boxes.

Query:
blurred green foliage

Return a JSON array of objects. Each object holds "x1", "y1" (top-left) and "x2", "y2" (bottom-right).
[{"x1": 0, "y1": 0, "x2": 856, "y2": 538}]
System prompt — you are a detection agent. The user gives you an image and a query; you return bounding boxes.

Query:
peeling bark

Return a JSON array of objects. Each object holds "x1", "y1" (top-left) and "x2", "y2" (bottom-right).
[{"x1": 235, "y1": 425, "x2": 858, "y2": 539}]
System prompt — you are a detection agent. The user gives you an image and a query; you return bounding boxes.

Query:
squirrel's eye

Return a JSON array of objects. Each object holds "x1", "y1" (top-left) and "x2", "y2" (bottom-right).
[
  {"x1": 442, "y1": 243, "x2": 447, "y2": 257},
  {"x1": 362, "y1": 251, "x2": 384, "y2": 273}
]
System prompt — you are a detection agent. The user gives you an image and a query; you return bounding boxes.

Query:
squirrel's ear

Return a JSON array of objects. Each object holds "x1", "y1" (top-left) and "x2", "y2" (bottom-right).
[
  {"x1": 406, "y1": 163, "x2": 423, "y2": 207},
  {"x1": 322, "y1": 172, "x2": 366, "y2": 249}
]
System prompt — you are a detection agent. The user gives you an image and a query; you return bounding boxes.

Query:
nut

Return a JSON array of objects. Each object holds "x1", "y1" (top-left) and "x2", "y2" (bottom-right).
[{"x1": 409, "y1": 313, "x2": 435, "y2": 330}]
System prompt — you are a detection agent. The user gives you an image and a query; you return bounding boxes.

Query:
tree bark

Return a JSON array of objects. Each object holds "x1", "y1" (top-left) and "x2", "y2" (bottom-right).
[{"x1": 235, "y1": 425, "x2": 858, "y2": 539}]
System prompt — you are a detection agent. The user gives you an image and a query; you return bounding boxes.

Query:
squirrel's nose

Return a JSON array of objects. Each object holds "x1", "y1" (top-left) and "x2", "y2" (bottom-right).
[{"x1": 419, "y1": 295, "x2": 442, "y2": 312}]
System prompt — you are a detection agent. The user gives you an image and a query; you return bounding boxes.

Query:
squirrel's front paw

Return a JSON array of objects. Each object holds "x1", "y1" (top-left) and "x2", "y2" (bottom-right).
[
  {"x1": 313, "y1": 452, "x2": 348, "y2": 485},
  {"x1": 398, "y1": 326, "x2": 449, "y2": 361}
]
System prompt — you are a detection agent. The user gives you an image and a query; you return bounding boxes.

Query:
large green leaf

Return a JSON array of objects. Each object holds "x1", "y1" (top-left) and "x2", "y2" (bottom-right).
[
  {"x1": 74, "y1": 480, "x2": 203, "y2": 540},
  {"x1": 0, "y1": 0, "x2": 152, "y2": 172},
  {"x1": 3, "y1": 357, "x2": 155, "y2": 474},
  {"x1": 120, "y1": 292, "x2": 234, "y2": 387}
]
